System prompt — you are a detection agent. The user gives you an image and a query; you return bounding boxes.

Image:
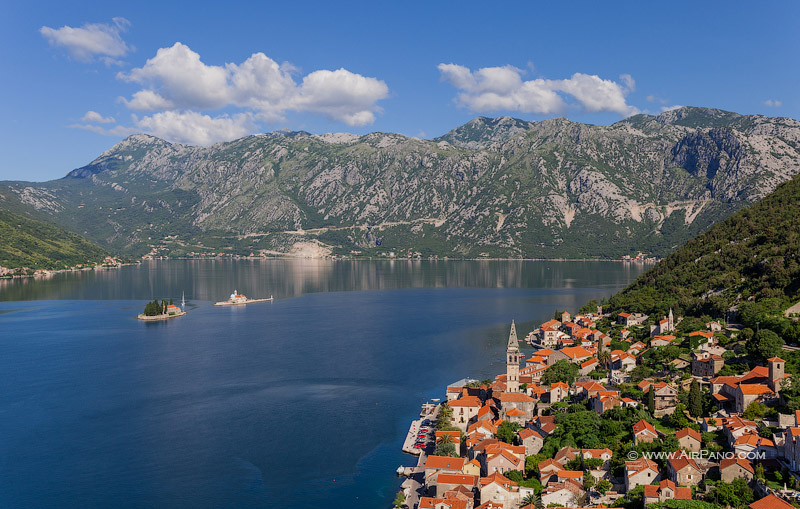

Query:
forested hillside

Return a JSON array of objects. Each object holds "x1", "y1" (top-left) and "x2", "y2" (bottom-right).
[{"x1": 606, "y1": 173, "x2": 800, "y2": 342}]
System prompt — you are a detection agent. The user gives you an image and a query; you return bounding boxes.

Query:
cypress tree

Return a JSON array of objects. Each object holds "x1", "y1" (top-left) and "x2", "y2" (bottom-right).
[
  {"x1": 689, "y1": 379, "x2": 703, "y2": 417},
  {"x1": 648, "y1": 387, "x2": 655, "y2": 414}
]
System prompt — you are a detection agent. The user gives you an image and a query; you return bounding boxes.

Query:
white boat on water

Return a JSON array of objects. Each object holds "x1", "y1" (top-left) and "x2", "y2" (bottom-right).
[{"x1": 214, "y1": 290, "x2": 273, "y2": 306}]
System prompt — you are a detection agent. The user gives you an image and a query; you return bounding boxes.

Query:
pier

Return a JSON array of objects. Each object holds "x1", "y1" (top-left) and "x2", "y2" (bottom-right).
[{"x1": 397, "y1": 402, "x2": 441, "y2": 508}]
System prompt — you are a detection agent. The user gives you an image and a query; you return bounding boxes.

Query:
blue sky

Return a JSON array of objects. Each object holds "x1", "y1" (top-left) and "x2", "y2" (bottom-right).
[{"x1": 1, "y1": 1, "x2": 798, "y2": 181}]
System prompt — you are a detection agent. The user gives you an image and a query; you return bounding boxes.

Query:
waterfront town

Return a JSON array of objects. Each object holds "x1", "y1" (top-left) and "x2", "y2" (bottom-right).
[{"x1": 395, "y1": 308, "x2": 800, "y2": 509}]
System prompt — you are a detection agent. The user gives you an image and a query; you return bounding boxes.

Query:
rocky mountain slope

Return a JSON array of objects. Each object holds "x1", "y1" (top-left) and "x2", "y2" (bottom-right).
[{"x1": 3, "y1": 107, "x2": 799, "y2": 258}]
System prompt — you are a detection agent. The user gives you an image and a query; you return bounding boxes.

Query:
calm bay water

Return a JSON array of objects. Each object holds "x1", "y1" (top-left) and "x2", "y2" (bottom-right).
[{"x1": 0, "y1": 260, "x2": 647, "y2": 508}]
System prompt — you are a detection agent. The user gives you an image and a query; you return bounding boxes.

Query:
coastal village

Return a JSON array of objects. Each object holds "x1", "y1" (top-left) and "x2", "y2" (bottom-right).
[{"x1": 397, "y1": 308, "x2": 800, "y2": 509}]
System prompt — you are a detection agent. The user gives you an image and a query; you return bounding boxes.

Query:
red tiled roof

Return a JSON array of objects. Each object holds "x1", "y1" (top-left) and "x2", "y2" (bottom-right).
[
  {"x1": 450, "y1": 396, "x2": 482, "y2": 407},
  {"x1": 625, "y1": 457, "x2": 659, "y2": 475},
  {"x1": 738, "y1": 384, "x2": 774, "y2": 395},
  {"x1": 749, "y1": 494, "x2": 794, "y2": 509},
  {"x1": 667, "y1": 451, "x2": 700, "y2": 472},
  {"x1": 426, "y1": 455, "x2": 466, "y2": 470},
  {"x1": 518, "y1": 428, "x2": 542, "y2": 440},
  {"x1": 675, "y1": 428, "x2": 702, "y2": 442},
  {"x1": 633, "y1": 419, "x2": 657, "y2": 436},
  {"x1": 437, "y1": 473, "x2": 478, "y2": 486},
  {"x1": 497, "y1": 391, "x2": 535, "y2": 402},
  {"x1": 720, "y1": 457, "x2": 754, "y2": 474},
  {"x1": 479, "y1": 472, "x2": 516, "y2": 488},
  {"x1": 538, "y1": 458, "x2": 563, "y2": 471}
]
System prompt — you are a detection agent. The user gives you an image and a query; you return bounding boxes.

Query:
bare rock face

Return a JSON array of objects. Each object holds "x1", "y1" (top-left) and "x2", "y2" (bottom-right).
[{"x1": 5, "y1": 107, "x2": 800, "y2": 258}]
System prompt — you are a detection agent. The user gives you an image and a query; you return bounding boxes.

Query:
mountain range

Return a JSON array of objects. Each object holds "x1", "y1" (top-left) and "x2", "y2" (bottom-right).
[{"x1": 2, "y1": 106, "x2": 799, "y2": 262}]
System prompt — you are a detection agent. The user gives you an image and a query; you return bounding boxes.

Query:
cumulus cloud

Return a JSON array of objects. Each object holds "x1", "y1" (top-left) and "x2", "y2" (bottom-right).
[
  {"x1": 81, "y1": 110, "x2": 115, "y2": 124},
  {"x1": 764, "y1": 99, "x2": 782, "y2": 107},
  {"x1": 133, "y1": 111, "x2": 256, "y2": 145},
  {"x1": 40, "y1": 17, "x2": 131, "y2": 64},
  {"x1": 438, "y1": 64, "x2": 565, "y2": 115},
  {"x1": 68, "y1": 122, "x2": 137, "y2": 137},
  {"x1": 117, "y1": 42, "x2": 388, "y2": 126},
  {"x1": 438, "y1": 63, "x2": 639, "y2": 117},
  {"x1": 661, "y1": 105, "x2": 684, "y2": 112}
]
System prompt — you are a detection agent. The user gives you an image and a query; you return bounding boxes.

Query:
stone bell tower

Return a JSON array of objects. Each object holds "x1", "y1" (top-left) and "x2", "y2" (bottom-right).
[{"x1": 506, "y1": 320, "x2": 520, "y2": 392}]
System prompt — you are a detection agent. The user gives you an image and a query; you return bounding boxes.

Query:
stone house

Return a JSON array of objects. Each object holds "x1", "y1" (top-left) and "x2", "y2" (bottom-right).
[
  {"x1": 517, "y1": 428, "x2": 543, "y2": 456},
  {"x1": 633, "y1": 419, "x2": 658, "y2": 444},
  {"x1": 450, "y1": 396, "x2": 482, "y2": 431},
  {"x1": 432, "y1": 473, "x2": 479, "y2": 498},
  {"x1": 538, "y1": 458, "x2": 563, "y2": 484},
  {"x1": 549, "y1": 382, "x2": 569, "y2": 403},
  {"x1": 643, "y1": 480, "x2": 692, "y2": 504},
  {"x1": 479, "y1": 473, "x2": 533, "y2": 509},
  {"x1": 719, "y1": 457, "x2": 754, "y2": 482},
  {"x1": 667, "y1": 452, "x2": 702, "y2": 485},
  {"x1": 625, "y1": 457, "x2": 660, "y2": 491},
  {"x1": 692, "y1": 351, "x2": 724, "y2": 377},
  {"x1": 540, "y1": 479, "x2": 585, "y2": 508},
  {"x1": 676, "y1": 427, "x2": 702, "y2": 452}
]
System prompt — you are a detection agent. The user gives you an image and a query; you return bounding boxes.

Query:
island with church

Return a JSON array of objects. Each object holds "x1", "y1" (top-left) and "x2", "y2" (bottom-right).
[
  {"x1": 137, "y1": 295, "x2": 186, "y2": 321},
  {"x1": 392, "y1": 313, "x2": 797, "y2": 509}
]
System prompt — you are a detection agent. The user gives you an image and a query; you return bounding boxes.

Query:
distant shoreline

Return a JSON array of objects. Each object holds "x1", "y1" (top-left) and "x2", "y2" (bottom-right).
[{"x1": 141, "y1": 255, "x2": 660, "y2": 263}]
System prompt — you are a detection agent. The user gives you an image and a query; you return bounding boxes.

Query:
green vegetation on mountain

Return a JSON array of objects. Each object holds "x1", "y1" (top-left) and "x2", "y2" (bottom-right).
[
  {"x1": 2, "y1": 107, "x2": 799, "y2": 260},
  {"x1": 606, "y1": 173, "x2": 800, "y2": 342},
  {"x1": 0, "y1": 203, "x2": 109, "y2": 270}
]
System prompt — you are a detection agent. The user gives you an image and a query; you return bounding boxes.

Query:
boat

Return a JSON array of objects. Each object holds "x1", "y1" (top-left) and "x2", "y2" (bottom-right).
[{"x1": 214, "y1": 290, "x2": 273, "y2": 306}]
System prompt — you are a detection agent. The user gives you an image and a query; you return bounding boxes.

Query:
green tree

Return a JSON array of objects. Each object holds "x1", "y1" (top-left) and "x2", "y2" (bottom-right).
[
  {"x1": 648, "y1": 387, "x2": 655, "y2": 414},
  {"x1": 579, "y1": 299, "x2": 598, "y2": 315},
  {"x1": 433, "y1": 441, "x2": 457, "y2": 457},
  {"x1": 742, "y1": 401, "x2": 767, "y2": 421},
  {"x1": 668, "y1": 403, "x2": 690, "y2": 428},
  {"x1": 541, "y1": 360, "x2": 579, "y2": 385},
  {"x1": 630, "y1": 365, "x2": 653, "y2": 383},
  {"x1": 595, "y1": 479, "x2": 612, "y2": 494},
  {"x1": 582, "y1": 470, "x2": 594, "y2": 490},
  {"x1": 392, "y1": 491, "x2": 405, "y2": 508},
  {"x1": 688, "y1": 379, "x2": 703, "y2": 417},
  {"x1": 746, "y1": 329, "x2": 784, "y2": 360},
  {"x1": 496, "y1": 421, "x2": 521, "y2": 444}
]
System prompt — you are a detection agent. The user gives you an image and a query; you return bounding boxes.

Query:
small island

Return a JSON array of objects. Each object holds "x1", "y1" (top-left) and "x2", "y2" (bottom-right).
[
  {"x1": 214, "y1": 290, "x2": 273, "y2": 306},
  {"x1": 137, "y1": 298, "x2": 186, "y2": 321}
]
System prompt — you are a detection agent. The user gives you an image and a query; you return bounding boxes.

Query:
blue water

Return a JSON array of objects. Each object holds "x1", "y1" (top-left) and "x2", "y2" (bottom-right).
[{"x1": 0, "y1": 260, "x2": 647, "y2": 507}]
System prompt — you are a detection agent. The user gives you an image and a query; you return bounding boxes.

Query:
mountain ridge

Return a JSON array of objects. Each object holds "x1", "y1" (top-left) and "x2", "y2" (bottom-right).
[{"x1": 3, "y1": 106, "x2": 800, "y2": 259}]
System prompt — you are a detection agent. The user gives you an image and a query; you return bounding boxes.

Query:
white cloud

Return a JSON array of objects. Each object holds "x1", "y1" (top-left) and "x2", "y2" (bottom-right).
[
  {"x1": 132, "y1": 111, "x2": 255, "y2": 145},
  {"x1": 40, "y1": 17, "x2": 131, "y2": 63},
  {"x1": 438, "y1": 64, "x2": 565, "y2": 115},
  {"x1": 555, "y1": 73, "x2": 640, "y2": 116},
  {"x1": 120, "y1": 90, "x2": 175, "y2": 111},
  {"x1": 438, "y1": 63, "x2": 639, "y2": 117},
  {"x1": 661, "y1": 105, "x2": 683, "y2": 112},
  {"x1": 117, "y1": 43, "x2": 389, "y2": 126},
  {"x1": 294, "y1": 69, "x2": 389, "y2": 126},
  {"x1": 68, "y1": 123, "x2": 137, "y2": 137},
  {"x1": 764, "y1": 99, "x2": 782, "y2": 107},
  {"x1": 646, "y1": 94, "x2": 669, "y2": 105},
  {"x1": 81, "y1": 110, "x2": 115, "y2": 124},
  {"x1": 619, "y1": 74, "x2": 635, "y2": 92}
]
